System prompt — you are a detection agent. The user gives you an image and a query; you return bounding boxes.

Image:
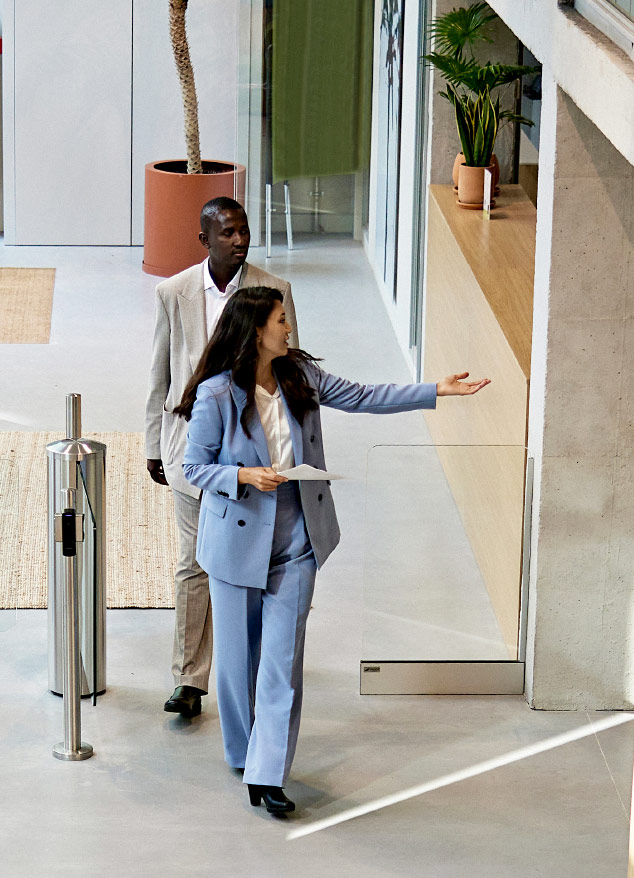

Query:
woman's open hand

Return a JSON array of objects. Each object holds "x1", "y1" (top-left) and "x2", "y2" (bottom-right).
[
  {"x1": 238, "y1": 466, "x2": 288, "y2": 492},
  {"x1": 436, "y1": 372, "x2": 491, "y2": 396}
]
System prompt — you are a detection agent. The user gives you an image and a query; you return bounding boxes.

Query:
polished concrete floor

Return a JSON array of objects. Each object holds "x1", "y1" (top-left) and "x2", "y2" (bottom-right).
[{"x1": 0, "y1": 235, "x2": 632, "y2": 876}]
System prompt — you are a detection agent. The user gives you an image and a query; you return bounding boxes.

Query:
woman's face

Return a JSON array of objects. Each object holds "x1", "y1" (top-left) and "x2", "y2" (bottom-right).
[{"x1": 256, "y1": 300, "x2": 291, "y2": 361}]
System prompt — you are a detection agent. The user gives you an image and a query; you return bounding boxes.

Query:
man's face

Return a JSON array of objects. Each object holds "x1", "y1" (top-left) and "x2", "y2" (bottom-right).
[{"x1": 199, "y1": 209, "x2": 250, "y2": 273}]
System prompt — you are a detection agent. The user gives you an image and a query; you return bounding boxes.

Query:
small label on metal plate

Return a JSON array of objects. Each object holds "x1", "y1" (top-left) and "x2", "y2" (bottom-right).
[{"x1": 363, "y1": 666, "x2": 381, "y2": 673}]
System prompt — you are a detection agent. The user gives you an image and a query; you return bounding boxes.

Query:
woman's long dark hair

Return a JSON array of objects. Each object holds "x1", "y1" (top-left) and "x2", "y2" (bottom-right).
[{"x1": 174, "y1": 286, "x2": 320, "y2": 435}]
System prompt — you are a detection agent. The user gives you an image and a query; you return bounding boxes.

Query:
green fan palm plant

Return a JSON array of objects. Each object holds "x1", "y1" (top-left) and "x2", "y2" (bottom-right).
[
  {"x1": 424, "y1": 2, "x2": 538, "y2": 168},
  {"x1": 428, "y1": 1, "x2": 497, "y2": 58}
]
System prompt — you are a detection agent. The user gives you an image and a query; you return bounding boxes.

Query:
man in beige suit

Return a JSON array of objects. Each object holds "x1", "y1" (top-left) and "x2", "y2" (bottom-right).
[{"x1": 145, "y1": 197, "x2": 299, "y2": 718}]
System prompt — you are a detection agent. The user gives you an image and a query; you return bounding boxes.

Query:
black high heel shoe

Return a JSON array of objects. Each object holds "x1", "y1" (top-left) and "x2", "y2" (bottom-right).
[{"x1": 248, "y1": 784, "x2": 295, "y2": 814}]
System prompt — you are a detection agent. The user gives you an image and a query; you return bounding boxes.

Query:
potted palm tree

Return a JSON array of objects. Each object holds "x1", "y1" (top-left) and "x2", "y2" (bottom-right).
[
  {"x1": 143, "y1": 0, "x2": 246, "y2": 277},
  {"x1": 424, "y1": 2, "x2": 537, "y2": 208}
]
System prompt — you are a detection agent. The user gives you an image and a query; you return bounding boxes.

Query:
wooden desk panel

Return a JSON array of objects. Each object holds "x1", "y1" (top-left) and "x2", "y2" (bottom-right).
[
  {"x1": 424, "y1": 186, "x2": 536, "y2": 658},
  {"x1": 429, "y1": 185, "x2": 535, "y2": 379}
]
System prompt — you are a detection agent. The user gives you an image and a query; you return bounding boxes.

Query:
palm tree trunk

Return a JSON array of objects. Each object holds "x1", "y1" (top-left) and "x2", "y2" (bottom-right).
[{"x1": 169, "y1": 0, "x2": 202, "y2": 174}]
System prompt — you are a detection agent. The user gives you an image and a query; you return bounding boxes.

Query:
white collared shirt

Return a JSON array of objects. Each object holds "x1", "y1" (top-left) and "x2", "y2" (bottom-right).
[
  {"x1": 254, "y1": 383, "x2": 295, "y2": 472},
  {"x1": 203, "y1": 258, "x2": 242, "y2": 340}
]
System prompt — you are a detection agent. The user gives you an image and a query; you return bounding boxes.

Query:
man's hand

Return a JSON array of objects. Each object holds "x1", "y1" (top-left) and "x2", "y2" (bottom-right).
[
  {"x1": 238, "y1": 466, "x2": 288, "y2": 492},
  {"x1": 436, "y1": 372, "x2": 491, "y2": 396},
  {"x1": 147, "y1": 459, "x2": 169, "y2": 486}
]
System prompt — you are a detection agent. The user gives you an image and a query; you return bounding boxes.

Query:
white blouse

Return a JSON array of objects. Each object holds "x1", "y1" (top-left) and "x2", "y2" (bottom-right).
[{"x1": 254, "y1": 383, "x2": 295, "y2": 472}]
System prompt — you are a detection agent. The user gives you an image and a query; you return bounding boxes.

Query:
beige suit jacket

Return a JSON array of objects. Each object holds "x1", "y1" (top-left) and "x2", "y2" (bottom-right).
[{"x1": 145, "y1": 260, "x2": 298, "y2": 498}]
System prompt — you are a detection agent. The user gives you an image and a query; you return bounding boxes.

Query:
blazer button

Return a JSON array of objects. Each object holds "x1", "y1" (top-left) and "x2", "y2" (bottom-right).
[
  {"x1": 318, "y1": 493, "x2": 323, "y2": 502},
  {"x1": 237, "y1": 461, "x2": 244, "y2": 467},
  {"x1": 238, "y1": 519, "x2": 246, "y2": 527},
  {"x1": 310, "y1": 435, "x2": 315, "y2": 443}
]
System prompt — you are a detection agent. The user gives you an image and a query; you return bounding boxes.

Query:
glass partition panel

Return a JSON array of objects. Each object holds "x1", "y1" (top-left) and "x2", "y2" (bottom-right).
[
  {"x1": 0, "y1": 459, "x2": 19, "y2": 632},
  {"x1": 363, "y1": 445, "x2": 528, "y2": 662}
]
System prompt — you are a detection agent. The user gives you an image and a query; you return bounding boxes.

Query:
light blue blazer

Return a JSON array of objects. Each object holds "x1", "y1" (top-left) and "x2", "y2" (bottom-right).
[{"x1": 183, "y1": 361, "x2": 437, "y2": 589}]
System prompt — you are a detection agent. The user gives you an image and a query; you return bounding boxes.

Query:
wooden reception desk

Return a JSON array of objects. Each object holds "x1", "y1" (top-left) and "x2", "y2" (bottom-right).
[{"x1": 424, "y1": 185, "x2": 536, "y2": 659}]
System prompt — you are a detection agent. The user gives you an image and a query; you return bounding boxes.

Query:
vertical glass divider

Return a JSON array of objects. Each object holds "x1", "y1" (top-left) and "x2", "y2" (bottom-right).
[{"x1": 518, "y1": 456, "x2": 534, "y2": 663}]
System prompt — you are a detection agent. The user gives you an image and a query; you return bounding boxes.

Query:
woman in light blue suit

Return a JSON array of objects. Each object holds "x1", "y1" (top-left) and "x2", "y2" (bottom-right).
[{"x1": 176, "y1": 287, "x2": 489, "y2": 814}]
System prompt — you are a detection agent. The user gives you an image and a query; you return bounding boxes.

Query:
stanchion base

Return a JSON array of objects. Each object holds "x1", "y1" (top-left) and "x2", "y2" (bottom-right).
[
  {"x1": 53, "y1": 742, "x2": 94, "y2": 761},
  {"x1": 50, "y1": 688, "x2": 106, "y2": 699}
]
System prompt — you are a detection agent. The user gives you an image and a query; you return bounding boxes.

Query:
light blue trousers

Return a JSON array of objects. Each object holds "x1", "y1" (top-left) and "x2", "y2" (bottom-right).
[{"x1": 209, "y1": 482, "x2": 317, "y2": 787}]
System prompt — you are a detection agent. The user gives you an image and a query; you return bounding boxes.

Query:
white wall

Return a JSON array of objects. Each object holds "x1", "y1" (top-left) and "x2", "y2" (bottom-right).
[
  {"x1": 6, "y1": 1, "x2": 132, "y2": 245},
  {"x1": 3, "y1": 0, "x2": 240, "y2": 246}
]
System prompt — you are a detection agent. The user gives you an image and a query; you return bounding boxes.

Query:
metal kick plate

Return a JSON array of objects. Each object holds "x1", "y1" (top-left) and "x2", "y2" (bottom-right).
[
  {"x1": 54, "y1": 513, "x2": 84, "y2": 543},
  {"x1": 360, "y1": 661, "x2": 525, "y2": 695}
]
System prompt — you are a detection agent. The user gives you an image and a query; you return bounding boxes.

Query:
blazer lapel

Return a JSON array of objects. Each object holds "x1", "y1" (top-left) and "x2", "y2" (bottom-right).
[
  {"x1": 178, "y1": 264, "x2": 207, "y2": 373},
  {"x1": 229, "y1": 381, "x2": 271, "y2": 468},
  {"x1": 239, "y1": 262, "x2": 260, "y2": 290}
]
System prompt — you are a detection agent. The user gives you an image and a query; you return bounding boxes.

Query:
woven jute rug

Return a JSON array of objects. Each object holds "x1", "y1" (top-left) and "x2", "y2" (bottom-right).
[
  {"x1": 0, "y1": 432, "x2": 178, "y2": 608},
  {"x1": 0, "y1": 268, "x2": 55, "y2": 343}
]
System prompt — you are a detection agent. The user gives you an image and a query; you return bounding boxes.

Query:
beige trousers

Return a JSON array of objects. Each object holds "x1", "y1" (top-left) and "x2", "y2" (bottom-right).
[{"x1": 171, "y1": 489, "x2": 212, "y2": 692}]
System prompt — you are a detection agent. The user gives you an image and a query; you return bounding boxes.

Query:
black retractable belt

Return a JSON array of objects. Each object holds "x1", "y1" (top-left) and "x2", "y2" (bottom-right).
[{"x1": 61, "y1": 508, "x2": 77, "y2": 556}]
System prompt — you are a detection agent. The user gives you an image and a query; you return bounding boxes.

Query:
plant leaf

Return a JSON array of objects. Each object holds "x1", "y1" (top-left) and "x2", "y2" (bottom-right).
[
  {"x1": 451, "y1": 88, "x2": 475, "y2": 165},
  {"x1": 499, "y1": 110, "x2": 535, "y2": 128},
  {"x1": 428, "y1": 2, "x2": 497, "y2": 58},
  {"x1": 424, "y1": 53, "x2": 540, "y2": 96}
]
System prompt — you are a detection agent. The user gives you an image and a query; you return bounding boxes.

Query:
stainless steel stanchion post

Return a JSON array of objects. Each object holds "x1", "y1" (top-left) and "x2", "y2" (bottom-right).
[
  {"x1": 48, "y1": 394, "x2": 106, "y2": 699},
  {"x1": 265, "y1": 182, "x2": 273, "y2": 258},
  {"x1": 310, "y1": 176, "x2": 324, "y2": 234},
  {"x1": 48, "y1": 392, "x2": 106, "y2": 759},
  {"x1": 53, "y1": 486, "x2": 93, "y2": 761},
  {"x1": 283, "y1": 181, "x2": 294, "y2": 250}
]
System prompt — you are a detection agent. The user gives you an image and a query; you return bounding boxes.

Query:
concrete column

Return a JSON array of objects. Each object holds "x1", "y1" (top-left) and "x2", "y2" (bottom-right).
[{"x1": 526, "y1": 79, "x2": 634, "y2": 709}]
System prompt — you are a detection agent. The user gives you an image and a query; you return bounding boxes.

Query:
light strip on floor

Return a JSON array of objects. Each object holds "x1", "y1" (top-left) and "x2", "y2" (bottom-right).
[{"x1": 287, "y1": 712, "x2": 634, "y2": 840}]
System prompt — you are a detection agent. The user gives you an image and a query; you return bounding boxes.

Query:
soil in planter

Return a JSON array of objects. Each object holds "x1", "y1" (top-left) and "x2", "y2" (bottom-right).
[{"x1": 153, "y1": 160, "x2": 236, "y2": 175}]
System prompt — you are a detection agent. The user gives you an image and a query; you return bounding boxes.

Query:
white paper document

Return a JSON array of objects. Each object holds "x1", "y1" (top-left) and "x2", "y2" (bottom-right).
[{"x1": 277, "y1": 464, "x2": 343, "y2": 481}]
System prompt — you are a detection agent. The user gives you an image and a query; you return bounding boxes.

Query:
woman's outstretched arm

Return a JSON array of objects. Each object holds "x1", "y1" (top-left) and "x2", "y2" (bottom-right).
[{"x1": 310, "y1": 365, "x2": 489, "y2": 414}]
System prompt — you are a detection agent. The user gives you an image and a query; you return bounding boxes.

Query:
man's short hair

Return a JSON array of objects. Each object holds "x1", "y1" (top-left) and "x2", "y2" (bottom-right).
[{"x1": 200, "y1": 197, "x2": 246, "y2": 232}]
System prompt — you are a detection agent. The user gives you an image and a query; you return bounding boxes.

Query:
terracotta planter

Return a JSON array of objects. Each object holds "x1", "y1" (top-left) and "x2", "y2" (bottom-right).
[
  {"x1": 457, "y1": 163, "x2": 496, "y2": 209},
  {"x1": 143, "y1": 160, "x2": 246, "y2": 277},
  {"x1": 452, "y1": 152, "x2": 500, "y2": 195}
]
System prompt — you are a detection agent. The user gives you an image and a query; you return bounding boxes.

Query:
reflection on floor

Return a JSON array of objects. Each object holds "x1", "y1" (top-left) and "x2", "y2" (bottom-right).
[{"x1": 0, "y1": 235, "x2": 631, "y2": 876}]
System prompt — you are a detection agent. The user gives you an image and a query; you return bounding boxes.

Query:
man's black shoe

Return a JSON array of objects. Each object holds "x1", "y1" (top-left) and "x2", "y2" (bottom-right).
[{"x1": 163, "y1": 685, "x2": 204, "y2": 717}]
